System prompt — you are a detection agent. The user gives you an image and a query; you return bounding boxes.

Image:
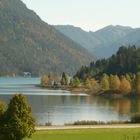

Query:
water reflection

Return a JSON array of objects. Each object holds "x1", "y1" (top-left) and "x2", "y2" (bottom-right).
[{"x1": 0, "y1": 78, "x2": 140, "y2": 125}]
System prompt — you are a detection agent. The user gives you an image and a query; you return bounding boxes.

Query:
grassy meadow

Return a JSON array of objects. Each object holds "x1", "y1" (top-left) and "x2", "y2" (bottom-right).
[{"x1": 25, "y1": 128, "x2": 140, "y2": 140}]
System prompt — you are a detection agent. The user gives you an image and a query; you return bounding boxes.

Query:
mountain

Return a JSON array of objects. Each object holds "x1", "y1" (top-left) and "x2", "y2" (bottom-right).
[
  {"x1": 93, "y1": 25, "x2": 133, "y2": 44},
  {"x1": 54, "y1": 25, "x2": 140, "y2": 58},
  {"x1": 54, "y1": 25, "x2": 97, "y2": 51},
  {"x1": 94, "y1": 27, "x2": 140, "y2": 58},
  {"x1": 119, "y1": 28, "x2": 140, "y2": 45},
  {"x1": 0, "y1": 0, "x2": 94, "y2": 76}
]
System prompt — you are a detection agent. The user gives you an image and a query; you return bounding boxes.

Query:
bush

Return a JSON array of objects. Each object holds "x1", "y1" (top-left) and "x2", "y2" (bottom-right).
[
  {"x1": 45, "y1": 122, "x2": 52, "y2": 126},
  {"x1": 131, "y1": 114, "x2": 140, "y2": 123},
  {"x1": 65, "y1": 120, "x2": 129, "y2": 125}
]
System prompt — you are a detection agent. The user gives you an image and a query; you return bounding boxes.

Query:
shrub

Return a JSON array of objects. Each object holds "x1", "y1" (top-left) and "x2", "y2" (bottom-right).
[{"x1": 131, "y1": 113, "x2": 140, "y2": 123}]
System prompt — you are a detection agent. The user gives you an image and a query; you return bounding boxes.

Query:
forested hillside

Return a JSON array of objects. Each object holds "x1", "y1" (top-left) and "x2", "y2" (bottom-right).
[
  {"x1": 0, "y1": 0, "x2": 94, "y2": 76},
  {"x1": 75, "y1": 46, "x2": 140, "y2": 80}
]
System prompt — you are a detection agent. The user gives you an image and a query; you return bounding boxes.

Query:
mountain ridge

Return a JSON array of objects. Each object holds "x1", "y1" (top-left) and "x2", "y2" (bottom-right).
[
  {"x1": 54, "y1": 24, "x2": 140, "y2": 58},
  {"x1": 0, "y1": 0, "x2": 94, "y2": 76}
]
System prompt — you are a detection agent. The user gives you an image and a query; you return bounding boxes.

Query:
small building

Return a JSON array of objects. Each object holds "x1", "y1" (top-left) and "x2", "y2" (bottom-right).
[{"x1": 23, "y1": 72, "x2": 31, "y2": 77}]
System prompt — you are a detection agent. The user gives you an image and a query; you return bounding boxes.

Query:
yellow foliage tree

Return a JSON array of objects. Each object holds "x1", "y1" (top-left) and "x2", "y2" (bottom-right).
[
  {"x1": 90, "y1": 79, "x2": 100, "y2": 93},
  {"x1": 84, "y1": 78, "x2": 91, "y2": 88},
  {"x1": 119, "y1": 77, "x2": 132, "y2": 94},
  {"x1": 110, "y1": 75, "x2": 121, "y2": 90},
  {"x1": 41, "y1": 75, "x2": 49, "y2": 87},
  {"x1": 101, "y1": 74, "x2": 110, "y2": 91}
]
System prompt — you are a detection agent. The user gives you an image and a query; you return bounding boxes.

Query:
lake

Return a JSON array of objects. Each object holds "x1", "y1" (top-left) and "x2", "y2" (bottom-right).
[{"x1": 0, "y1": 77, "x2": 140, "y2": 125}]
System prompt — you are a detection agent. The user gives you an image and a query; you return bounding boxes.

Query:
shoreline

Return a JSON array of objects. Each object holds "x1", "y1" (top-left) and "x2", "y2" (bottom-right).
[
  {"x1": 35, "y1": 124, "x2": 140, "y2": 130},
  {"x1": 38, "y1": 85, "x2": 140, "y2": 98}
]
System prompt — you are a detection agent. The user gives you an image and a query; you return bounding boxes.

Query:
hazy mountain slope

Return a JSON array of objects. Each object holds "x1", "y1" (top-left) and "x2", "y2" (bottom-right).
[
  {"x1": 119, "y1": 28, "x2": 140, "y2": 45},
  {"x1": 0, "y1": 0, "x2": 94, "y2": 76},
  {"x1": 93, "y1": 25, "x2": 133, "y2": 44},
  {"x1": 54, "y1": 25, "x2": 137, "y2": 58},
  {"x1": 92, "y1": 28, "x2": 140, "y2": 58},
  {"x1": 54, "y1": 25, "x2": 98, "y2": 53}
]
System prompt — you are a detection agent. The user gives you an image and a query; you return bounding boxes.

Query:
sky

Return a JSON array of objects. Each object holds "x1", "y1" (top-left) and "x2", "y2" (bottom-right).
[{"x1": 22, "y1": 0, "x2": 140, "y2": 31}]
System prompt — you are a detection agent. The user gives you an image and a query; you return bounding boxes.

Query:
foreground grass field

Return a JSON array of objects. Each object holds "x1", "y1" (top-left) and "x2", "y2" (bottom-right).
[{"x1": 25, "y1": 128, "x2": 140, "y2": 140}]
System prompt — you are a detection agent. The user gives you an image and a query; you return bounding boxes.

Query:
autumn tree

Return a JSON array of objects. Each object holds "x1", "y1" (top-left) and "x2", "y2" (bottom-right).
[
  {"x1": 110, "y1": 75, "x2": 121, "y2": 91},
  {"x1": 89, "y1": 79, "x2": 100, "y2": 93},
  {"x1": 41, "y1": 75, "x2": 49, "y2": 87},
  {"x1": 100, "y1": 74, "x2": 110, "y2": 91},
  {"x1": 119, "y1": 76, "x2": 132, "y2": 94},
  {"x1": 0, "y1": 102, "x2": 6, "y2": 117},
  {"x1": 48, "y1": 72, "x2": 61, "y2": 85},
  {"x1": 84, "y1": 78, "x2": 91, "y2": 88}
]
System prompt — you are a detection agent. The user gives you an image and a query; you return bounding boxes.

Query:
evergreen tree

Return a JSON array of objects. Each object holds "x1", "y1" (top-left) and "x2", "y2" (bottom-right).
[
  {"x1": 69, "y1": 79, "x2": 73, "y2": 86},
  {"x1": 4, "y1": 94, "x2": 35, "y2": 140},
  {"x1": 0, "y1": 102, "x2": 6, "y2": 140},
  {"x1": 72, "y1": 77, "x2": 80, "y2": 87},
  {"x1": 61, "y1": 72, "x2": 69, "y2": 85}
]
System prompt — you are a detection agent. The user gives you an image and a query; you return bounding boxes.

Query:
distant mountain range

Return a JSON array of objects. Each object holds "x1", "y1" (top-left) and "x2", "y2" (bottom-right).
[
  {"x1": 54, "y1": 25, "x2": 140, "y2": 58},
  {"x1": 0, "y1": 0, "x2": 94, "y2": 76},
  {"x1": 1, "y1": 0, "x2": 140, "y2": 77}
]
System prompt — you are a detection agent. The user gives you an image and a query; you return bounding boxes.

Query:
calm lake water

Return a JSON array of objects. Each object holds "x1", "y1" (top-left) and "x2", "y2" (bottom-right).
[{"x1": 0, "y1": 77, "x2": 140, "y2": 125}]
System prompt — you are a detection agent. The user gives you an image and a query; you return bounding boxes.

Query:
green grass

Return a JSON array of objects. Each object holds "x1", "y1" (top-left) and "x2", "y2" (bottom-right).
[{"x1": 25, "y1": 128, "x2": 140, "y2": 140}]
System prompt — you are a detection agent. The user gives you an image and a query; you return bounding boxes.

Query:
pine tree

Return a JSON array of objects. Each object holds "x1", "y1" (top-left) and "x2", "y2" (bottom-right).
[
  {"x1": 0, "y1": 102, "x2": 6, "y2": 140},
  {"x1": 4, "y1": 94, "x2": 35, "y2": 140},
  {"x1": 61, "y1": 72, "x2": 69, "y2": 85},
  {"x1": 72, "y1": 77, "x2": 80, "y2": 87}
]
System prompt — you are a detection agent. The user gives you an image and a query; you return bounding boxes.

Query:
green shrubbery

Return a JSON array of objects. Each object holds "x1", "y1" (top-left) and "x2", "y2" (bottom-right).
[
  {"x1": 65, "y1": 120, "x2": 129, "y2": 126},
  {"x1": 131, "y1": 114, "x2": 140, "y2": 123}
]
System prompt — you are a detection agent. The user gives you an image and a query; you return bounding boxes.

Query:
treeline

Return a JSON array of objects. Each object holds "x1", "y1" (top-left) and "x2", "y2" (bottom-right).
[
  {"x1": 41, "y1": 72, "x2": 80, "y2": 88},
  {"x1": 85, "y1": 73, "x2": 140, "y2": 95},
  {"x1": 41, "y1": 72, "x2": 140, "y2": 95},
  {"x1": 75, "y1": 45, "x2": 140, "y2": 80}
]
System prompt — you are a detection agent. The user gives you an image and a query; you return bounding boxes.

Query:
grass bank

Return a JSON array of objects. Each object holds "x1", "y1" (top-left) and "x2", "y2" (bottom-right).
[{"x1": 25, "y1": 128, "x2": 140, "y2": 140}]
